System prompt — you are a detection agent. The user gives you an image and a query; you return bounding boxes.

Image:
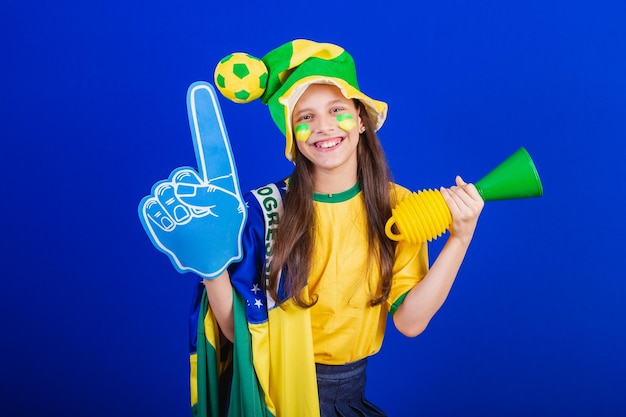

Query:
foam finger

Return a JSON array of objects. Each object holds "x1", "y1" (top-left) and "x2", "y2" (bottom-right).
[{"x1": 186, "y1": 82, "x2": 239, "y2": 193}]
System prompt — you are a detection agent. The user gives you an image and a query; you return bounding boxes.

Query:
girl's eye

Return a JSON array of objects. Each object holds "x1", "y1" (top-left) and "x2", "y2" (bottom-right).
[
  {"x1": 296, "y1": 114, "x2": 312, "y2": 122},
  {"x1": 331, "y1": 107, "x2": 344, "y2": 114}
]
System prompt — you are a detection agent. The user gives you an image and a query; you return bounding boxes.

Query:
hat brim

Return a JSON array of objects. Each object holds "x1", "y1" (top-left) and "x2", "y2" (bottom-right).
[{"x1": 278, "y1": 76, "x2": 388, "y2": 161}]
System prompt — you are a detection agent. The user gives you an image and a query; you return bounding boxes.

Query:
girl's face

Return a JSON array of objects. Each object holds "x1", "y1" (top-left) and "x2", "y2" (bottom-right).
[{"x1": 292, "y1": 84, "x2": 364, "y2": 176}]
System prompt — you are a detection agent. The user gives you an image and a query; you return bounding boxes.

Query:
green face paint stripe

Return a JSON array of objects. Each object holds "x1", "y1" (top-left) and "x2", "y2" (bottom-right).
[
  {"x1": 295, "y1": 123, "x2": 311, "y2": 141},
  {"x1": 295, "y1": 123, "x2": 310, "y2": 132},
  {"x1": 336, "y1": 113, "x2": 356, "y2": 131}
]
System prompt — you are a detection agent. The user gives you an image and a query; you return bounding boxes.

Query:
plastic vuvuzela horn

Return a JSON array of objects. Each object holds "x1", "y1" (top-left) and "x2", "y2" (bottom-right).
[{"x1": 385, "y1": 147, "x2": 543, "y2": 244}]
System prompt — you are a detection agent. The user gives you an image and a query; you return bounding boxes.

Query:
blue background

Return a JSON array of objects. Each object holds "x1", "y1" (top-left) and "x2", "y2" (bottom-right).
[{"x1": 2, "y1": 1, "x2": 625, "y2": 416}]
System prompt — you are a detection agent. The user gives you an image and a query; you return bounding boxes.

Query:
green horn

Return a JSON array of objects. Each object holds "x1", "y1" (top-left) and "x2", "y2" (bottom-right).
[{"x1": 475, "y1": 147, "x2": 543, "y2": 201}]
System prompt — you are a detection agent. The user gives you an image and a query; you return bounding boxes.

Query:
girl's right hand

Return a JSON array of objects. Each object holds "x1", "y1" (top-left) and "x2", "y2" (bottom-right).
[{"x1": 439, "y1": 176, "x2": 484, "y2": 246}]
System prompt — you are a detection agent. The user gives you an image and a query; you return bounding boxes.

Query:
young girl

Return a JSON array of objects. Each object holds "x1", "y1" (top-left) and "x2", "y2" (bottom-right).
[{"x1": 190, "y1": 39, "x2": 484, "y2": 417}]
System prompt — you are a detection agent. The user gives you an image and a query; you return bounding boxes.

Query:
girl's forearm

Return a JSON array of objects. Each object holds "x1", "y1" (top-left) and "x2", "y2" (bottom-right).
[
  {"x1": 203, "y1": 270, "x2": 235, "y2": 342},
  {"x1": 393, "y1": 236, "x2": 471, "y2": 337}
]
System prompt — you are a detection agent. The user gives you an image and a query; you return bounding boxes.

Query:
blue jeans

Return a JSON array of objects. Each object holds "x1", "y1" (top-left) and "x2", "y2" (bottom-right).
[{"x1": 316, "y1": 358, "x2": 387, "y2": 417}]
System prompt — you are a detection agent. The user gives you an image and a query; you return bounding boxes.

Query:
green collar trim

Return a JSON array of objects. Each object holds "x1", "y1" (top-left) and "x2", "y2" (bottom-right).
[{"x1": 313, "y1": 183, "x2": 361, "y2": 203}]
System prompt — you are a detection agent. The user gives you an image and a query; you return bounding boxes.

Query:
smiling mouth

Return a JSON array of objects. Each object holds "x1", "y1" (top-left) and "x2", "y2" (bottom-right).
[{"x1": 314, "y1": 137, "x2": 343, "y2": 149}]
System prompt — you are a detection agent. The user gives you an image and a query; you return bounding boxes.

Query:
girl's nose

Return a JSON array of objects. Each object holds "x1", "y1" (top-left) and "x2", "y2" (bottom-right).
[{"x1": 315, "y1": 115, "x2": 336, "y2": 134}]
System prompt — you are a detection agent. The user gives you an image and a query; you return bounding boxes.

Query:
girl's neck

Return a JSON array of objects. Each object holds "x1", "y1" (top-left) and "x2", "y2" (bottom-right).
[{"x1": 312, "y1": 166, "x2": 358, "y2": 195}]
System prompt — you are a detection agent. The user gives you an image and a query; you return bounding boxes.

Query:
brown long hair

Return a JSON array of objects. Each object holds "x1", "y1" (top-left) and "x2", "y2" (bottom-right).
[{"x1": 268, "y1": 101, "x2": 397, "y2": 307}]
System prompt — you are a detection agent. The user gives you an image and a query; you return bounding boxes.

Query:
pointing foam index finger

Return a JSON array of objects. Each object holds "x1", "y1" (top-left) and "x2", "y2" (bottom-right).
[{"x1": 186, "y1": 82, "x2": 237, "y2": 187}]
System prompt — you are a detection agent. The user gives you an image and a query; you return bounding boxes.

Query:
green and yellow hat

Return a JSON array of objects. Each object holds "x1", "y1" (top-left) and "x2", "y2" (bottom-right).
[{"x1": 214, "y1": 39, "x2": 388, "y2": 161}]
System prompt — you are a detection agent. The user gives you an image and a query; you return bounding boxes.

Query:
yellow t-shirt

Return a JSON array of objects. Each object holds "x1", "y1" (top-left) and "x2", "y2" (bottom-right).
[{"x1": 308, "y1": 183, "x2": 429, "y2": 365}]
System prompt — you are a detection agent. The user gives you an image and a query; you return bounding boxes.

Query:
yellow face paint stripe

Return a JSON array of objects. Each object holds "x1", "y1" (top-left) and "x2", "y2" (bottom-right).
[
  {"x1": 337, "y1": 113, "x2": 356, "y2": 131},
  {"x1": 295, "y1": 123, "x2": 311, "y2": 141}
]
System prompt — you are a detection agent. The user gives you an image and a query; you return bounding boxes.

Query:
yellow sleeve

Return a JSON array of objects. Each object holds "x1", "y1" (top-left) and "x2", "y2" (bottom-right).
[{"x1": 387, "y1": 184, "x2": 430, "y2": 315}]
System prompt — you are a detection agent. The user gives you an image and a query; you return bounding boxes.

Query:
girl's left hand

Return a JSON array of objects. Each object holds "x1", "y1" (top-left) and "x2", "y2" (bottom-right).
[{"x1": 440, "y1": 176, "x2": 484, "y2": 245}]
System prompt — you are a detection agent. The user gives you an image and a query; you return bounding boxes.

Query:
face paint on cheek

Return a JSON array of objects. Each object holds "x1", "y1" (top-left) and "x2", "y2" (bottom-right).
[
  {"x1": 294, "y1": 123, "x2": 311, "y2": 142},
  {"x1": 336, "y1": 114, "x2": 356, "y2": 131}
]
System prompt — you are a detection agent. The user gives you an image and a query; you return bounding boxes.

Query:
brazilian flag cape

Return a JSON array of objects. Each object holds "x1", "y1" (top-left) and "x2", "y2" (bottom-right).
[{"x1": 189, "y1": 181, "x2": 321, "y2": 417}]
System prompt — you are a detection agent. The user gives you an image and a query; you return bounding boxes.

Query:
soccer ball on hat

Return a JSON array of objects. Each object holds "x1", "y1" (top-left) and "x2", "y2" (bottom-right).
[{"x1": 214, "y1": 53, "x2": 268, "y2": 103}]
